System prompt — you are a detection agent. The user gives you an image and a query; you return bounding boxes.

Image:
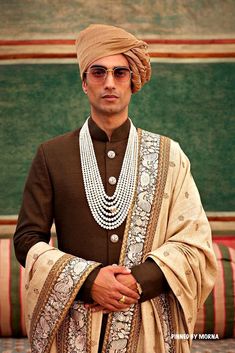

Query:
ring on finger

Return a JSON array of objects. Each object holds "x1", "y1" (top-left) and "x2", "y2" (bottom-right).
[{"x1": 119, "y1": 295, "x2": 126, "y2": 304}]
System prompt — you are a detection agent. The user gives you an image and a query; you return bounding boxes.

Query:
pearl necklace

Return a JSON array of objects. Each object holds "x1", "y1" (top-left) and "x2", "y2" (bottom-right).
[{"x1": 79, "y1": 118, "x2": 138, "y2": 230}]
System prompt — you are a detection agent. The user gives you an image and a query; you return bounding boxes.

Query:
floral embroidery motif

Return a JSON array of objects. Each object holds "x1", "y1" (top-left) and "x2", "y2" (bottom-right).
[
  {"x1": 57, "y1": 302, "x2": 89, "y2": 353},
  {"x1": 31, "y1": 256, "x2": 96, "y2": 353},
  {"x1": 105, "y1": 130, "x2": 161, "y2": 352},
  {"x1": 154, "y1": 294, "x2": 175, "y2": 353}
]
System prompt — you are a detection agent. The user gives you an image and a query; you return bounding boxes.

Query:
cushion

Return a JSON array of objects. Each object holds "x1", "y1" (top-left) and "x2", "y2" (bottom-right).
[
  {"x1": 0, "y1": 235, "x2": 56, "y2": 337},
  {"x1": 194, "y1": 243, "x2": 235, "y2": 338},
  {"x1": 0, "y1": 338, "x2": 30, "y2": 352},
  {"x1": 0, "y1": 236, "x2": 26, "y2": 337}
]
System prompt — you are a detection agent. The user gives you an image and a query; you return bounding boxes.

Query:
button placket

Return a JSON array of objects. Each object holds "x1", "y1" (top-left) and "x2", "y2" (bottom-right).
[
  {"x1": 107, "y1": 150, "x2": 116, "y2": 159},
  {"x1": 110, "y1": 234, "x2": 119, "y2": 243},
  {"x1": 105, "y1": 142, "x2": 117, "y2": 195},
  {"x1": 108, "y1": 176, "x2": 117, "y2": 185}
]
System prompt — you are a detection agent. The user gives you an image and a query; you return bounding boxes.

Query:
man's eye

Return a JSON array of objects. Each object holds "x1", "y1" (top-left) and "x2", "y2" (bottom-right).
[
  {"x1": 115, "y1": 69, "x2": 127, "y2": 77},
  {"x1": 91, "y1": 69, "x2": 105, "y2": 77}
]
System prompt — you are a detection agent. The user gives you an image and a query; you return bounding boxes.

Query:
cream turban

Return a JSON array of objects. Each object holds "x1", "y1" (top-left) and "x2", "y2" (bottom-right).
[{"x1": 75, "y1": 24, "x2": 151, "y2": 93}]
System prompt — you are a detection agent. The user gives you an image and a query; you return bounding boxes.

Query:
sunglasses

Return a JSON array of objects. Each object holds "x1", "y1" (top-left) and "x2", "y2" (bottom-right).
[{"x1": 84, "y1": 66, "x2": 132, "y2": 83}]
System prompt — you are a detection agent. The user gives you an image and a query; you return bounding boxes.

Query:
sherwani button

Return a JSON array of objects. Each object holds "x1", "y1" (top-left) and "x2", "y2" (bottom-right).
[
  {"x1": 110, "y1": 234, "x2": 119, "y2": 243},
  {"x1": 107, "y1": 150, "x2": 116, "y2": 159},
  {"x1": 108, "y1": 176, "x2": 117, "y2": 185}
]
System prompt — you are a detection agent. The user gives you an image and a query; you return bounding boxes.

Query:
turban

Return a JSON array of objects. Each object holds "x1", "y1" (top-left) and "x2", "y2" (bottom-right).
[{"x1": 75, "y1": 24, "x2": 151, "y2": 93}]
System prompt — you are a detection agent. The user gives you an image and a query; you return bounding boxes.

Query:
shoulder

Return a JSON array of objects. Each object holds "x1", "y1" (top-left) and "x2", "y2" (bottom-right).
[
  {"x1": 39, "y1": 128, "x2": 80, "y2": 155},
  {"x1": 140, "y1": 128, "x2": 190, "y2": 167},
  {"x1": 42, "y1": 129, "x2": 80, "y2": 147}
]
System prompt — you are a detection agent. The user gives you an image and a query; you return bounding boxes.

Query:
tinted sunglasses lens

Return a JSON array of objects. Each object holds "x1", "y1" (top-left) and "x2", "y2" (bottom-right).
[
  {"x1": 90, "y1": 67, "x2": 106, "y2": 80},
  {"x1": 114, "y1": 68, "x2": 131, "y2": 81}
]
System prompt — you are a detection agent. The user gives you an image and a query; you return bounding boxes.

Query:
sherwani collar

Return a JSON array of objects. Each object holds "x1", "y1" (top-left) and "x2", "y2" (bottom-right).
[{"x1": 88, "y1": 117, "x2": 131, "y2": 142}]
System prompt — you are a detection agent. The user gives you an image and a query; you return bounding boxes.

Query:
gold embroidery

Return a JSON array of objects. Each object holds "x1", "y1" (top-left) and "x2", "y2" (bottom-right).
[
  {"x1": 102, "y1": 131, "x2": 171, "y2": 353},
  {"x1": 144, "y1": 136, "x2": 171, "y2": 254},
  {"x1": 30, "y1": 255, "x2": 100, "y2": 353}
]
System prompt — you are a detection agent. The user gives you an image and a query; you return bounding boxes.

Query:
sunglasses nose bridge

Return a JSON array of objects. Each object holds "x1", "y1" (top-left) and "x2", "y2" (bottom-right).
[
  {"x1": 104, "y1": 68, "x2": 115, "y2": 83},
  {"x1": 105, "y1": 68, "x2": 115, "y2": 77}
]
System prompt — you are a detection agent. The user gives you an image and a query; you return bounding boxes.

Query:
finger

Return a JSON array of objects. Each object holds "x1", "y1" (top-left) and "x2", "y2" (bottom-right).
[
  {"x1": 85, "y1": 303, "x2": 97, "y2": 309},
  {"x1": 117, "y1": 283, "x2": 140, "y2": 300},
  {"x1": 109, "y1": 266, "x2": 131, "y2": 275},
  {"x1": 105, "y1": 303, "x2": 130, "y2": 312},
  {"x1": 91, "y1": 305, "x2": 104, "y2": 313},
  {"x1": 116, "y1": 295, "x2": 138, "y2": 306},
  {"x1": 112, "y1": 292, "x2": 138, "y2": 305}
]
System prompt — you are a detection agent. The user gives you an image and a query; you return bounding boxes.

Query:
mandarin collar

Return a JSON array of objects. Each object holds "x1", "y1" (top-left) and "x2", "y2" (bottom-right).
[{"x1": 88, "y1": 117, "x2": 131, "y2": 142}]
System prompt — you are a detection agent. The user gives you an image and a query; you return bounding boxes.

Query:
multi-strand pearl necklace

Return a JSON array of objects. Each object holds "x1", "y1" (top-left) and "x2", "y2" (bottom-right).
[{"x1": 79, "y1": 118, "x2": 138, "y2": 230}]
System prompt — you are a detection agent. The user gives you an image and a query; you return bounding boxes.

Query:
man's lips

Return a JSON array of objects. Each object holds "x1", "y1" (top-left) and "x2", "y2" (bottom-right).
[{"x1": 102, "y1": 94, "x2": 119, "y2": 100}]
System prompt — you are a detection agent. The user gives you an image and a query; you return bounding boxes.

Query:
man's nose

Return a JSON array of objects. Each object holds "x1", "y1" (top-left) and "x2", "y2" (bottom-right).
[{"x1": 104, "y1": 70, "x2": 116, "y2": 88}]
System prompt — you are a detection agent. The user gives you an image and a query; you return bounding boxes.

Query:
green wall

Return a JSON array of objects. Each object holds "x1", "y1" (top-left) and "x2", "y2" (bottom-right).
[
  {"x1": 1, "y1": 62, "x2": 234, "y2": 214},
  {"x1": 1, "y1": 0, "x2": 234, "y2": 37}
]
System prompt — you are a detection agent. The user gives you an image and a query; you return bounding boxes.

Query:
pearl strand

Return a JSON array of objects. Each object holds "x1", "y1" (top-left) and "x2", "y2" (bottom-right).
[{"x1": 79, "y1": 118, "x2": 138, "y2": 229}]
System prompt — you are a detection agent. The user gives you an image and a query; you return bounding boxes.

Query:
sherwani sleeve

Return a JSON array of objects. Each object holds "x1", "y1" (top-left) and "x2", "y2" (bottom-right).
[
  {"x1": 147, "y1": 141, "x2": 217, "y2": 334},
  {"x1": 14, "y1": 145, "x2": 54, "y2": 267}
]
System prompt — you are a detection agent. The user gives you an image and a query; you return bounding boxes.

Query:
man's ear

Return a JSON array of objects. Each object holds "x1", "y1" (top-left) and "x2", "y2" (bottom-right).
[{"x1": 82, "y1": 79, "x2": 88, "y2": 94}]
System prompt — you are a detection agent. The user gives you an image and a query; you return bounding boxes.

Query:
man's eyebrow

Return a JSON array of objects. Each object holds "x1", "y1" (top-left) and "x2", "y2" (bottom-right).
[
  {"x1": 89, "y1": 65, "x2": 130, "y2": 69},
  {"x1": 90, "y1": 65, "x2": 106, "y2": 69}
]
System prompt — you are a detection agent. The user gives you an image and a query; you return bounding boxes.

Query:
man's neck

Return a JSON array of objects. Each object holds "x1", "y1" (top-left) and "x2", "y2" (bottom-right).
[{"x1": 90, "y1": 112, "x2": 129, "y2": 140}]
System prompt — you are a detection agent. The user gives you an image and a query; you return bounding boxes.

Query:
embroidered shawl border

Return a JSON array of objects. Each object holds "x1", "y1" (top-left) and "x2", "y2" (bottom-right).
[
  {"x1": 102, "y1": 130, "x2": 171, "y2": 353},
  {"x1": 30, "y1": 254, "x2": 99, "y2": 353}
]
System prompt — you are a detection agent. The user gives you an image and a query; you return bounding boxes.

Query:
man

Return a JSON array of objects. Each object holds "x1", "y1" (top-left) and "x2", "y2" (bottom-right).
[{"x1": 14, "y1": 24, "x2": 217, "y2": 353}]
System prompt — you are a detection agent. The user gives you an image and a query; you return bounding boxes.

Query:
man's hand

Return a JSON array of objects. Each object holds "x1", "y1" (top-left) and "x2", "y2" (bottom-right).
[
  {"x1": 115, "y1": 273, "x2": 137, "y2": 291},
  {"x1": 90, "y1": 265, "x2": 139, "y2": 312}
]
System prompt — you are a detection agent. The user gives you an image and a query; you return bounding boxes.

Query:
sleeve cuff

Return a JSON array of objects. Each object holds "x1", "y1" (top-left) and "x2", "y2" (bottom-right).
[
  {"x1": 76, "y1": 265, "x2": 102, "y2": 303},
  {"x1": 131, "y1": 258, "x2": 169, "y2": 302}
]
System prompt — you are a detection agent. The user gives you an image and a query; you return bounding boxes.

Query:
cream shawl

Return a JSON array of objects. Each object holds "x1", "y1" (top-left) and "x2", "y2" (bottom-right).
[{"x1": 24, "y1": 130, "x2": 217, "y2": 353}]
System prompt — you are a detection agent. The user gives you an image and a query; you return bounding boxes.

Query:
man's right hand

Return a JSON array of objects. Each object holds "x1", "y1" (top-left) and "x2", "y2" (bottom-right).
[{"x1": 90, "y1": 265, "x2": 140, "y2": 312}]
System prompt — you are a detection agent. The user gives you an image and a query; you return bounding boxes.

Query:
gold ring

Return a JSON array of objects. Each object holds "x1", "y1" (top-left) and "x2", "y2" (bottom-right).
[{"x1": 119, "y1": 295, "x2": 126, "y2": 304}]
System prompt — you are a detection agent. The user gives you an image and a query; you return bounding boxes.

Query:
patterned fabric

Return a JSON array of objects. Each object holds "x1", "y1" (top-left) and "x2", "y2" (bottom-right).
[
  {"x1": 0, "y1": 338, "x2": 235, "y2": 353},
  {"x1": 194, "y1": 243, "x2": 235, "y2": 338},
  {"x1": 102, "y1": 130, "x2": 162, "y2": 352},
  {"x1": 0, "y1": 236, "x2": 26, "y2": 337},
  {"x1": 0, "y1": 338, "x2": 30, "y2": 352},
  {"x1": 24, "y1": 242, "x2": 100, "y2": 353}
]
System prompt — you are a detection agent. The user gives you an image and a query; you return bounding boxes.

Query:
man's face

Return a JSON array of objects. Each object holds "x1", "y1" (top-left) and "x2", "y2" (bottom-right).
[{"x1": 82, "y1": 54, "x2": 132, "y2": 118}]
